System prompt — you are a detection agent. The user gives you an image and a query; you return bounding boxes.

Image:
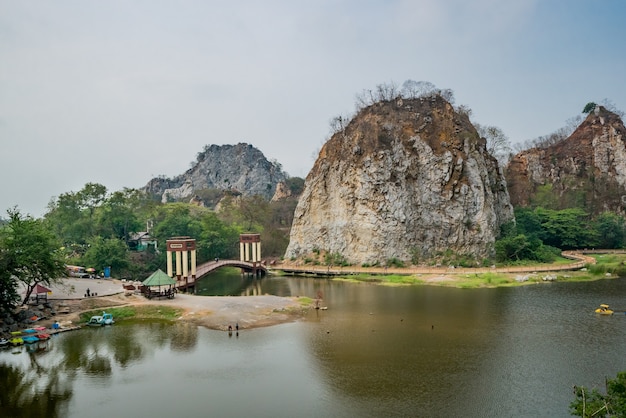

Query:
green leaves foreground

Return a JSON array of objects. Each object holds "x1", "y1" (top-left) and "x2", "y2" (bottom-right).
[{"x1": 571, "y1": 371, "x2": 626, "y2": 417}]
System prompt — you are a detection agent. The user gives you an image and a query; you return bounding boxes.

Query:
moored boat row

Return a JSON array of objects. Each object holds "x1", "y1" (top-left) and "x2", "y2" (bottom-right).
[{"x1": 1, "y1": 323, "x2": 83, "y2": 348}]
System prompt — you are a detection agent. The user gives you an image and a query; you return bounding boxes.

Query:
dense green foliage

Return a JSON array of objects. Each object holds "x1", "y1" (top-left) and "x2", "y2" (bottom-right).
[
  {"x1": 37, "y1": 181, "x2": 300, "y2": 280},
  {"x1": 570, "y1": 371, "x2": 626, "y2": 417},
  {"x1": 0, "y1": 209, "x2": 66, "y2": 312},
  {"x1": 495, "y1": 207, "x2": 626, "y2": 263}
]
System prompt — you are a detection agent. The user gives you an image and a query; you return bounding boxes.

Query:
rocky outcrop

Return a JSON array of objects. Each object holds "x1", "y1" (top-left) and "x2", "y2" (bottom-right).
[
  {"x1": 271, "y1": 181, "x2": 292, "y2": 202},
  {"x1": 284, "y1": 95, "x2": 514, "y2": 265},
  {"x1": 142, "y1": 143, "x2": 287, "y2": 203},
  {"x1": 506, "y1": 106, "x2": 626, "y2": 214}
]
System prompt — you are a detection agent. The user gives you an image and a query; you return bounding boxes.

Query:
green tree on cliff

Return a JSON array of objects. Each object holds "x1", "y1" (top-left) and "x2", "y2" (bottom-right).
[{"x1": 582, "y1": 102, "x2": 597, "y2": 114}]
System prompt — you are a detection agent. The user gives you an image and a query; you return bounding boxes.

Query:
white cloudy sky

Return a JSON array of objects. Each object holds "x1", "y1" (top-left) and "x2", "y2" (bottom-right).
[{"x1": 1, "y1": 1, "x2": 625, "y2": 217}]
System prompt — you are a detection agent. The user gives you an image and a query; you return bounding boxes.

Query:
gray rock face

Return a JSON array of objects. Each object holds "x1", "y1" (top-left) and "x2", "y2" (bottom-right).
[
  {"x1": 284, "y1": 96, "x2": 514, "y2": 265},
  {"x1": 506, "y1": 106, "x2": 626, "y2": 214},
  {"x1": 143, "y1": 143, "x2": 287, "y2": 202}
]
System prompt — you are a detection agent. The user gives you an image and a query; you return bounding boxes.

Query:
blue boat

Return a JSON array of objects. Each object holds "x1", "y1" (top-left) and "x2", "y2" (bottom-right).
[{"x1": 22, "y1": 336, "x2": 39, "y2": 344}]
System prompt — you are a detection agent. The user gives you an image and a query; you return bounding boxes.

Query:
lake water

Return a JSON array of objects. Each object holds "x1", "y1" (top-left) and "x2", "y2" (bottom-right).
[{"x1": 2, "y1": 272, "x2": 625, "y2": 418}]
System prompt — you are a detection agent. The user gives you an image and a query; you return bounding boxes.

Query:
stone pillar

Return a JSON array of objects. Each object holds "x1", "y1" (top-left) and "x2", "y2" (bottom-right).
[
  {"x1": 175, "y1": 251, "x2": 182, "y2": 279},
  {"x1": 166, "y1": 250, "x2": 173, "y2": 277},
  {"x1": 191, "y1": 249, "x2": 197, "y2": 279},
  {"x1": 166, "y1": 237, "x2": 197, "y2": 282},
  {"x1": 239, "y1": 234, "x2": 261, "y2": 263},
  {"x1": 182, "y1": 250, "x2": 189, "y2": 280}
]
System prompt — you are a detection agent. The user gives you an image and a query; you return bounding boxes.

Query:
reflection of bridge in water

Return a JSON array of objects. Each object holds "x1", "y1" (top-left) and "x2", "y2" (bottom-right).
[{"x1": 176, "y1": 259, "x2": 267, "y2": 292}]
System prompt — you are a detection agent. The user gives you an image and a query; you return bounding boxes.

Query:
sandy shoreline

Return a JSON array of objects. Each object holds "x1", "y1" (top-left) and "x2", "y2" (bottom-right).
[{"x1": 41, "y1": 293, "x2": 309, "y2": 331}]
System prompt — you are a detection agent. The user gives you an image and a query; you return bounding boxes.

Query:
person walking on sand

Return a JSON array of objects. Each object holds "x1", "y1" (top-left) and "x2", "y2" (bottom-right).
[{"x1": 86, "y1": 288, "x2": 90, "y2": 297}]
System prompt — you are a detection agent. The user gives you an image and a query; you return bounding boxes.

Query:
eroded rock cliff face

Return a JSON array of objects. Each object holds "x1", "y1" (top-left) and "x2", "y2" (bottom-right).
[
  {"x1": 506, "y1": 106, "x2": 626, "y2": 214},
  {"x1": 284, "y1": 95, "x2": 514, "y2": 265},
  {"x1": 143, "y1": 143, "x2": 286, "y2": 203}
]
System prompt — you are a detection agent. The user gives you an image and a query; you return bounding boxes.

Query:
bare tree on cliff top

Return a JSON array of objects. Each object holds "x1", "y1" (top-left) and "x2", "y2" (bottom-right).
[{"x1": 475, "y1": 123, "x2": 512, "y2": 166}]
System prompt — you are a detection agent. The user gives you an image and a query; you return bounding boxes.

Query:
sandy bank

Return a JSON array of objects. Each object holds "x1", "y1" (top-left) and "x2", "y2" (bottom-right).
[{"x1": 44, "y1": 293, "x2": 309, "y2": 331}]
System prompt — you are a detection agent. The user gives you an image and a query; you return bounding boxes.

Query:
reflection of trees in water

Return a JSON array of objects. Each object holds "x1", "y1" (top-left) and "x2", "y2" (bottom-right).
[
  {"x1": 57, "y1": 328, "x2": 113, "y2": 377},
  {"x1": 196, "y1": 267, "x2": 259, "y2": 296},
  {"x1": 0, "y1": 361, "x2": 72, "y2": 418},
  {"x1": 110, "y1": 326, "x2": 146, "y2": 368},
  {"x1": 0, "y1": 321, "x2": 199, "y2": 417},
  {"x1": 58, "y1": 324, "x2": 155, "y2": 373},
  {"x1": 169, "y1": 322, "x2": 198, "y2": 352}
]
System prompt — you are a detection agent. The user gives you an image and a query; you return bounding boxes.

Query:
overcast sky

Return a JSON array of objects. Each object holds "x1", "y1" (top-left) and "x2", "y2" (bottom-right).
[{"x1": 1, "y1": 1, "x2": 625, "y2": 217}]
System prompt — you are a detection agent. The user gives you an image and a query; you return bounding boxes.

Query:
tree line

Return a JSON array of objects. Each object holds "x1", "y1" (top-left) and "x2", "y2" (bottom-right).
[
  {"x1": 0, "y1": 179, "x2": 303, "y2": 314},
  {"x1": 495, "y1": 207, "x2": 626, "y2": 263}
]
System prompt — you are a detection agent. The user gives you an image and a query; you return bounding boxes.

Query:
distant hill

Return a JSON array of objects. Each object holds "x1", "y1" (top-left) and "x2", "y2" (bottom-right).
[
  {"x1": 506, "y1": 105, "x2": 626, "y2": 214},
  {"x1": 142, "y1": 143, "x2": 287, "y2": 205}
]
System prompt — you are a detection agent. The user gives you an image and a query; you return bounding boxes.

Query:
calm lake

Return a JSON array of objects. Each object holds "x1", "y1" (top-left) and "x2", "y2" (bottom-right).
[{"x1": 2, "y1": 270, "x2": 625, "y2": 418}]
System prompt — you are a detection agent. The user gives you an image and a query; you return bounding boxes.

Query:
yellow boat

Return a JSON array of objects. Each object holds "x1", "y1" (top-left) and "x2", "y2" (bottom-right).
[{"x1": 595, "y1": 304, "x2": 614, "y2": 315}]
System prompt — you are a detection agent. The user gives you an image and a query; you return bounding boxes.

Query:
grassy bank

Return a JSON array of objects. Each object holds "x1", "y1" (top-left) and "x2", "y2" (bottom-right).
[
  {"x1": 79, "y1": 305, "x2": 183, "y2": 323},
  {"x1": 332, "y1": 259, "x2": 625, "y2": 288},
  {"x1": 587, "y1": 253, "x2": 626, "y2": 276}
]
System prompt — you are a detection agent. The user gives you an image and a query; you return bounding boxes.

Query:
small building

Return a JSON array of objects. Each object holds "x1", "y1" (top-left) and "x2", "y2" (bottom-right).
[{"x1": 128, "y1": 232, "x2": 158, "y2": 252}]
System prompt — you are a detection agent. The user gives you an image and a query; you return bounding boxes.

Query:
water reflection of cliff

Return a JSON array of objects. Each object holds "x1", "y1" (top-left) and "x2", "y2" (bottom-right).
[
  {"x1": 299, "y1": 283, "x2": 505, "y2": 409},
  {"x1": 0, "y1": 321, "x2": 199, "y2": 418}
]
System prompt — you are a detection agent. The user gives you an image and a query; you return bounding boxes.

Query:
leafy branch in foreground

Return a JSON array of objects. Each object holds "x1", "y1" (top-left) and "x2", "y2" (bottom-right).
[{"x1": 570, "y1": 370, "x2": 626, "y2": 417}]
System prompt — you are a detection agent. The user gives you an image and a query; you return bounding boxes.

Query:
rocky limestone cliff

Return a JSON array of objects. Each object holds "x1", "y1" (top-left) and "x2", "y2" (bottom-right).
[
  {"x1": 505, "y1": 106, "x2": 626, "y2": 214},
  {"x1": 284, "y1": 95, "x2": 514, "y2": 265},
  {"x1": 143, "y1": 143, "x2": 287, "y2": 203},
  {"x1": 271, "y1": 181, "x2": 292, "y2": 202}
]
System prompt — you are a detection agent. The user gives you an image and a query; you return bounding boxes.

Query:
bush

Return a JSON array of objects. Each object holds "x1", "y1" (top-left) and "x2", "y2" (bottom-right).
[
  {"x1": 386, "y1": 258, "x2": 405, "y2": 268},
  {"x1": 570, "y1": 370, "x2": 626, "y2": 417}
]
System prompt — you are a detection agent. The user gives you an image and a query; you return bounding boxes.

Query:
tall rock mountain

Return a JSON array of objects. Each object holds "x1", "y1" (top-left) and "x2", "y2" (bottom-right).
[
  {"x1": 284, "y1": 95, "x2": 514, "y2": 265},
  {"x1": 143, "y1": 143, "x2": 287, "y2": 203},
  {"x1": 505, "y1": 106, "x2": 626, "y2": 214}
]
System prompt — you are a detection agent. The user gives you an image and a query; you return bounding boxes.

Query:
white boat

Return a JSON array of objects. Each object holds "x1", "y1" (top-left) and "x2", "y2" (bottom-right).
[{"x1": 86, "y1": 312, "x2": 115, "y2": 326}]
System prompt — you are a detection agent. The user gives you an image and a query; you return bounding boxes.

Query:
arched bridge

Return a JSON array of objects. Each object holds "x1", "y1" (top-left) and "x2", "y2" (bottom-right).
[
  {"x1": 176, "y1": 259, "x2": 267, "y2": 291},
  {"x1": 197, "y1": 259, "x2": 267, "y2": 277}
]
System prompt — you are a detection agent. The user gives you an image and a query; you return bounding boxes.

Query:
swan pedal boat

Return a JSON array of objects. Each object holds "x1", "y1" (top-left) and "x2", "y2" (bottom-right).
[
  {"x1": 86, "y1": 312, "x2": 115, "y2": 327},
  {"x1": 595, "y1": 304, "x2": 614, "y2": 315}
]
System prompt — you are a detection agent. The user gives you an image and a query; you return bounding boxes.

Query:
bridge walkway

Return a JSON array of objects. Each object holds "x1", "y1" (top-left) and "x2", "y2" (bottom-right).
[{"x1": 176, "y1": 259, "x2": 266, "y2": 291}]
